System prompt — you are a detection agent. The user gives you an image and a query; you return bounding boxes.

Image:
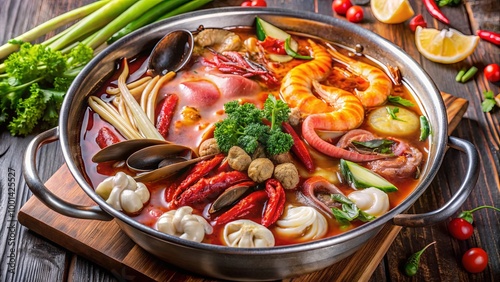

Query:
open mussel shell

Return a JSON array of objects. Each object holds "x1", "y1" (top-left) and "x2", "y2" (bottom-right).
[
  {"x1": 134, "y1": 154, "x2": 215, "y2": 183},
  {"x1": 127, "y1": 144, "x2": 197, "y2": 172},
  {"x1": 209, "y1": 182, "x2": 252, "y2": 213},
  {"x1": 148, "y1": 29, "x2": 194, "y2": 76},
  {"x1": 92, "y1": 139, "x2": 170, "y2": 163}
]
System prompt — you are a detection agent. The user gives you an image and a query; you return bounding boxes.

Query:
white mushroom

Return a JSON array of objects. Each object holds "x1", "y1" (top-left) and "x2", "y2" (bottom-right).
[
  {"x1": 95, "y1": 172, "x2": 150, "y2": 214},
  {"x1": 156, "y1": 206, "x2": 213, "y2": 243},
  {"x1": 223, "y1": 219, "x2": 275, "y2": 248},
  {"x1": 274, "y1": 205, "x2": 328, "y2": 241},
  {"x1": 347, "y1": 187, "x2": 390, "y2": 217}
]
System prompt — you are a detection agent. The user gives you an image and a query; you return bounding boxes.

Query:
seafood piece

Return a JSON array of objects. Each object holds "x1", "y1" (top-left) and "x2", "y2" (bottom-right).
[
  {"x1": 95, "y1": 172, "x2": 150, "y2": 214},
  {"x1": 126, "y1": 144, "x2": 196, "y2": 172},
  {"x1": 156, "y1": 206, "x2": 213, "y2": 243},
  {"x1": 347, "y1": 187, "x2": 389, "y2": 217},
  {"x1": 222, "y1": 219, "x2": 275, "y2": 248},
  {"x1": 195, "y1": 28, "x2": 242, "y2": 52},
  {"x1": 209, "y1": 181, "x2": 255, "y2": 213},
  {"x1": 327, "y1": 46, "x2": 392, "y2": 108},
  {"x1": 367, "y1": 144, "x2": 423, "y2": 179},
  {"x1": 215, "y1": 178, "x2": 285, "y2": 227},
  {"x1": 280, "y1": 40, "x2": 383, "y2": 162},
  {"x1": 301, "y1": 176, "x2": 344, "y2": 214},
  {"x1": 275, "y1": 205, "x2": 328, "y2": 241}
]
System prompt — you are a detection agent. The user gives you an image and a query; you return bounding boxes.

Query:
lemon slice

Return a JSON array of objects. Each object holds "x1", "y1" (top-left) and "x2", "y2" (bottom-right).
[
  {"x1": 371, "y1": 0, "x2": 414, "y2": 24},
  {"x1": 415, "y1": 26, "x2": 480, "y2": 64}
]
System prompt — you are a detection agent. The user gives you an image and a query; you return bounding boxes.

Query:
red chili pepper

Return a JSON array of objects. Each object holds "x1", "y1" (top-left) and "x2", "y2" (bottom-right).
[
  {"x1": 261, "y1": 179, "x2": 285, "y2": 227},
  {"x1": 259, "y1": 37, "x2": 286, "y2": 55},
  {"x1": 171, "y1": 154, "x2": 225, "y2": 202},
  {"x1": 156, "y1": 93, "x2": 178, "y2": 139},
  {"x1": 423, "y1": 0, "x2": 449, "y2": 24},
  {"x1": 215, "y1": 190, "x2": 267, "y2": 226},
  {"x1": 409, "y1": 14, "x2": 427, "y2": 32},
  {"x1": 96, "y1": 127, "x2": 120, "y2": 149},
  {"x1": 281, "y1": 122, "x2": 315, "y2": 172},
  {"x1": 477, "y1": 30, "x2": 500, "y2": 46},
  {"x1": 176, "y1": 170, "x2": 250, "y2": 206}
]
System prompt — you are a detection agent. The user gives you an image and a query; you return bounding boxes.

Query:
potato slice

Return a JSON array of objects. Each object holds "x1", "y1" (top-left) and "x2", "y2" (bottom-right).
[{"x1": 368, "y1": 106, "x2": 419, "y2": 136}]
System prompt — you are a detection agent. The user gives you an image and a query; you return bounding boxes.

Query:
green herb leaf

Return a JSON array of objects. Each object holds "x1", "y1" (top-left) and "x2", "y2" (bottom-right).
[
  {"x1": 351, "y1": 139, "x2": 395, "y2": 154},
  {"x1": 386, "y1": 106, "x2": 405, "y2": 121},
  {"x1": 330, "y1": 193, "x2": 376, "y2": 226},
  {"x1": 481, "y1": 99, "x2": 496, "y2": 112},
  {"x1": 388, "y1": 95, "x2": 415, "y2": 107}
]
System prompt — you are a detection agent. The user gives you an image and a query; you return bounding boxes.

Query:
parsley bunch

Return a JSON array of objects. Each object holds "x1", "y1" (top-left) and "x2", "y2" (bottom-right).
[
  {"x1": 0, "y1": 42, "x2": 92, "y2": 135},
  {"x1": 214, "y1": 95, "x2": 293, "y2": 156}
]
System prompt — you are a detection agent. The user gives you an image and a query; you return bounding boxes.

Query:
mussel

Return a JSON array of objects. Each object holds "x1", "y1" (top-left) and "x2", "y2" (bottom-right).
[
  {"x1": 148, "y1": 29, "x2": 194, "y2": 76},
  {"x1": 209, "y1": 182, "x2": 253, "y2": 213}
]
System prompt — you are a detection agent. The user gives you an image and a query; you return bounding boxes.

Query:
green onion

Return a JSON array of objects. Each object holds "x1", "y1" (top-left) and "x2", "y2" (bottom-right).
[
  {"x1": 156, "y1": 0, "x2": 213, "y2": 22},
  {"x1": 455, "y1": 68, "x2": 466, "y2": 82},
  {"x1": 460, "y1": 66, "x2": 478, "y2": 83},
  {"x1": 0, "y1": 0, "x2": 111, "y2": 60},
  {"x1": 107, "y1": 0, "x2": 191, "y2": 44}
]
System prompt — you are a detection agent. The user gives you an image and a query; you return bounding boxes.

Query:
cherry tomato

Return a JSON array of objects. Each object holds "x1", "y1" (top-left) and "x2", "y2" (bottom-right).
[
  {"x1": 484, "y1": 63, "x2": 500, "y2": 82},
  {"x1": 346, "y1": 6, "x2": 364, "y2": 23},
  {"x1": 462, "y1": 248, "x2": 488, "y2": 273},
  {"x1": 241, "y1": 0, "x2": 267, "y2": 7},
  {"x1": 332, "y1": 0, "x2": 353, "y2": 16},
  {"x1": 448, "y1": 218, "x2": 474, "y2": 240}
]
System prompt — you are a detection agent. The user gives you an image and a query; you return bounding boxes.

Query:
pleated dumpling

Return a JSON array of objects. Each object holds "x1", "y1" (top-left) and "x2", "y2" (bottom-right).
[
  {"x1": 222, "y1": 220, "x2": 275, "y2": 248},
  {"x1": 274, "y1": 205, "x2": 328, "y2": 241},
  {"x1": 156, "y1": 206, "x2": 213, "y2": 243}
]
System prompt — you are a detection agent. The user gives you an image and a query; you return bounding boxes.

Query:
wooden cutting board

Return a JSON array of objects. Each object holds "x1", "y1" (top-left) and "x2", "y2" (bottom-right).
[{"x1": 18, "y1": 92, "x2": 467, "y2": 282}]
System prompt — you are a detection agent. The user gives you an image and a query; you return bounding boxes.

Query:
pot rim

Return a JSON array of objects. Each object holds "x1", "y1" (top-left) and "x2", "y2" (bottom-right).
[{"x1": 60, "y1": 7, "x2": 447, "y2": 254}]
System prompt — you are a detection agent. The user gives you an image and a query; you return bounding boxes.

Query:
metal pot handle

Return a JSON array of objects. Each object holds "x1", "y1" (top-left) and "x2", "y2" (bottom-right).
[
  {"x1": 392, "y1": 136, "x2": 479, "y2": 227},
  {"x1": 23, "y1": 127, "x2": 113, "y2": 221}
]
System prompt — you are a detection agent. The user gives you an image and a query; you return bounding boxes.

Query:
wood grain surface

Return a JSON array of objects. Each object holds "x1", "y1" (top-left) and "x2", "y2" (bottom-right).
[{"x1": 1, "y1": 1, "x2": 499, "y2": 282}]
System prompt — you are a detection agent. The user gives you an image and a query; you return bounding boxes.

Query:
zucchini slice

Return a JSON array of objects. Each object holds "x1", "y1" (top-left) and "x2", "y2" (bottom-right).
[{"x1": 340, "y1": 159, "x2": 398, "y2": 192}]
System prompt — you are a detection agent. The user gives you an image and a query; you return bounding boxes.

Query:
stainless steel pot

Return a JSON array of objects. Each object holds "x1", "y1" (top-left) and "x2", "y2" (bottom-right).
[{"x1": 23, "y1": 8, "x2": 479, "y2": 281}]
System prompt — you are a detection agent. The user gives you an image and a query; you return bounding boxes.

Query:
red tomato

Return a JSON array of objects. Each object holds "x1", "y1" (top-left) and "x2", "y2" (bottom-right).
[
  {"x1": 332, "y1": 0, "x2": 353, "y2": 16},
  {"x1": 484, "y1": 63, "x2": 500, "y2": 82},
  {"x1": 448, "y1": 218, "x2": 474, "y2": 240},
  {"x1": 462, "y1": 248, "x2": 488, "y2": 273},
  {"x1": 241, "y1": 0, "x2": 267, "y2": 7},
  {"x1": 346, "y1": 6, "x2": 364, "y2": 23}
]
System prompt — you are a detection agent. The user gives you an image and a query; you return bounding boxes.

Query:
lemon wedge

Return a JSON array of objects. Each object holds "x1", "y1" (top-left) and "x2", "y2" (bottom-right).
[
  {"x1": 371, "y1": 0, "x2": 414, "y2": 24},
  {"x1": 415, "y1": 26, "x2": 479, "y2": 64}
]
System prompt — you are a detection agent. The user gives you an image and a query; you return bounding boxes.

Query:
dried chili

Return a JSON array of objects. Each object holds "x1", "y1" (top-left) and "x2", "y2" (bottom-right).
[
  {"x1": 423, "y1": 0, "x2": 449, "y2": 24},
  {"x1": 477, "y1": 30, "x2": 500, "y2": 46},
  {"x1": 281, "y1": 122, "x2": 315, "y2": 172},
  {"x1": 156, "y1": 93, "x2": 178, "y2": 138}
]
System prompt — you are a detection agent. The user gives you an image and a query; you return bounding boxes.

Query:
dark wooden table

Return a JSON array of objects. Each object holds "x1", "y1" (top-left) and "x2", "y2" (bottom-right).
[{"x1": 1, "y1": 0, "x2": 498, "y2": 281}]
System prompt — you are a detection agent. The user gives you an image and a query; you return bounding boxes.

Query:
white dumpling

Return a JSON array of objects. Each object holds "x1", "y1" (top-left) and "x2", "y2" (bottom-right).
[
  {"x1": 347, "y1": 187, "x2": 389, "y2": 217},
  {"x1": 274, "y1": 205, "x2": 327, "y2": 241},
  {"x1": 223, "y1": 220, "x2": 275, "y2": 248},
  {"x1": 95, "y1": 172, "x2": 150, "y2": 214},
  {"x1": 156, "y1": 206, "x2": 213, "y2": 243}
]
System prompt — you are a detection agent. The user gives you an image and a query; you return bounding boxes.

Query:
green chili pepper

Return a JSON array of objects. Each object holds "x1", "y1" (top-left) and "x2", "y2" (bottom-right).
[
  {"x1": 455, "y1": 68, "x2": 466, "y2": 82},
  {"x1": 460, "y1": 66, "x2": 478, "y2": 83},
  {"x1": 404, "y1": 241, "x2": 436, "y2": 276}
]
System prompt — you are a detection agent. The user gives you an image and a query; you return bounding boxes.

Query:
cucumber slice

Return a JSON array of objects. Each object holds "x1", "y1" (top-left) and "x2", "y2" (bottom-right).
[
  {"x1": 255, "y1": 17, "x2": 299, "y2": 62},
  {"x1": 340, "y1": 159, "x2": 398, "y2": 192},
  {"x1": 256, "y1": 17, "x2": 291, "y2": 41}
]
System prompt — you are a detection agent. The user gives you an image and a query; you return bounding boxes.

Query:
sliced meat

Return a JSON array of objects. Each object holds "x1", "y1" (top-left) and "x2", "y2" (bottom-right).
[
  {"x1": 179, "y1": 79, "x2": 220, "y2": 107},
  {"x1": 207, "y1": 73, "x2": 261, "y2": 98}
]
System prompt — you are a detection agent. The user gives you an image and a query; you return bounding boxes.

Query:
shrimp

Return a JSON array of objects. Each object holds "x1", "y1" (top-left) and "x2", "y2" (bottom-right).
[
  {"x1": 280, "y1": 40, "x2": 385, "y2": 162},
  {"x1": 280, "y1": 40, "x2": 333, "y2": 115},
  {"x1": 327, "y1": 46, "x2": 392, "y2": 108}
]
